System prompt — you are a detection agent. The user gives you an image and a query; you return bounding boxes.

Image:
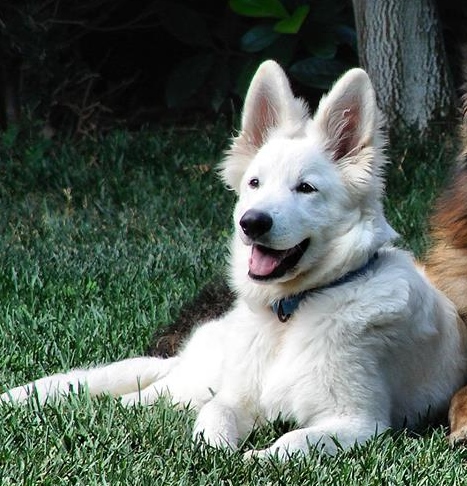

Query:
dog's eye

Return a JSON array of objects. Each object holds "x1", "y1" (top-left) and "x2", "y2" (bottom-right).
[
  {"x1": 249, "y1": 178, "x2": 259, "y2": 188},
  {"x1": 296, "y1": 182, "x2": 317, "y2": 193}
]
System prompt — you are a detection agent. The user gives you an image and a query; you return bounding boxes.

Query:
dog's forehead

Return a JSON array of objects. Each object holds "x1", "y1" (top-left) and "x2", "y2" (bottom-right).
[{"x1": 252, "y1": 136, "x2": 330, "y2": 175}]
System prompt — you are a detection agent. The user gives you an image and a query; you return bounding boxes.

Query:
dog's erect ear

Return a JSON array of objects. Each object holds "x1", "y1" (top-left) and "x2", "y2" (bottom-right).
[
  {"x1": 239, "y1": 60, "x2": 305, "y2": 149},
  {"x1": 221, "y1": 60, "x2": 308, "y2": 192},
  {"x1": 313, "y1": 68, "x2": 378, "y2": 162}
]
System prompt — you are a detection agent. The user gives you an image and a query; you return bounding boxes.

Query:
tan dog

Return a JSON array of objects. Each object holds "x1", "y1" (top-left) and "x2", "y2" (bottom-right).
[{"x1": 426, "y1": 105, "x2": 467, "y2": 443}]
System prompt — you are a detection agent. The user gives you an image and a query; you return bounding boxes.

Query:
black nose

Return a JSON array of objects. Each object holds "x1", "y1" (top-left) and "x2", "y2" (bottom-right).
[{"x1": 239, "y1": 209, "x2": 273, "y2": 239}]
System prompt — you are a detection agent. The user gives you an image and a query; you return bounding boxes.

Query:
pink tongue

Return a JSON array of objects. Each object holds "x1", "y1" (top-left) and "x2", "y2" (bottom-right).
[{"x1": 249, "y1": 246, "x2": 282, "y2": 276}]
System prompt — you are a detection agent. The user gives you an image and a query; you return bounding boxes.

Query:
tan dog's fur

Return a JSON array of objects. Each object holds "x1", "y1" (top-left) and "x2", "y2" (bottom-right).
[
  {"x1": 426, "y1": 171, "x2": 467, "y2": 322},
  {"x1": 426, "y1": 115, "x2": 467, "y2": 442}
]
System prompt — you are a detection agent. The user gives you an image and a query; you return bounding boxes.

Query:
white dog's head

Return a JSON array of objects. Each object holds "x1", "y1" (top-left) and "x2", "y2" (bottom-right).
[{"x1": 221, "y1": 60, "x2": 397, "y2": 303}]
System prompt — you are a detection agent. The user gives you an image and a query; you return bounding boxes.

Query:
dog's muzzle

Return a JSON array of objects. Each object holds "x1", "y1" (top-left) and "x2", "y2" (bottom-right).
[{"x1": 239, "y1": 209, "x2": 309, "y2": 281}]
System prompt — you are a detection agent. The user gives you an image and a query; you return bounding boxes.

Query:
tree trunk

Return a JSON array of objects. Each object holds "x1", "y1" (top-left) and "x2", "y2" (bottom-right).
[{"x1": 352, "y1": 0, "x2": 455, "y2": 136}]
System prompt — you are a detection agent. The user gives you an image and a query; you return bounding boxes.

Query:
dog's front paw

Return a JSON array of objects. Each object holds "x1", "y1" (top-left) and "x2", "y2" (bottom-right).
[
  {"x1": 243, "y1": 447, "x2": 289, "y2": 461},
  {"x1": 243, "y1": 428, "x2": 337, "y2": 461},
  {"x1": 193, "y1": 429, "x2": 237, "y2": 451},
  {"x1": 243, "y1": 449, "x2": 263, "y2": 461},
  {"x1": 449, "y1": 385, "x2": 467, "y2": 446},
  {"x1": 193, "y1": 400, "x2": 239, "y2": 451},
  {"x1": 449, "y1": 426, "x2": 467, "y2": 446}
]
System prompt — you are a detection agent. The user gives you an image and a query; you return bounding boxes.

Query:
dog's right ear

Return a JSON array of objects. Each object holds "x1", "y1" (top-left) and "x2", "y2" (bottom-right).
[{"x1": 221, "y1": 60, "x2": 308, "y2": 192}]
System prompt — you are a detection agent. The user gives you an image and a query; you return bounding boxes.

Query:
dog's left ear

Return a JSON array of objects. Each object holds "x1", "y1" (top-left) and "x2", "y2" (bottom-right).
[
  {"x1": 221, "y1": 60, "x2": 308, "y2": 192},
  {"x1": 313, "y1": 68, "x2": 378, "y2": 163}
]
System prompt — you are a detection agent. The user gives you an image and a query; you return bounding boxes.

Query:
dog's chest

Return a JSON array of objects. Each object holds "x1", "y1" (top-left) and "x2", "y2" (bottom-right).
[
  {"x1": 221, "y1": 295, "x2": 369, "y2": 425},
  {"x1": 256, "y1": 312, "x2": 341, "y2": 424}
]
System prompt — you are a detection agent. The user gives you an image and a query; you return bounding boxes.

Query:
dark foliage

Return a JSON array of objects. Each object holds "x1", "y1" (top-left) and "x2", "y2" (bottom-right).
[
  {"x1": 1, "y1": 0, "x2": 466, "y2": 135},
  {"x1": 0, "y1": 0, "x2": 357, "y2": 134}
]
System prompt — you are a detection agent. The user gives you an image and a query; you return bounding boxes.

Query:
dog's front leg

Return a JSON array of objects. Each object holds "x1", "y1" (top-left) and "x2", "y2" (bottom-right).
[
  {"x1": 193, "y1": 398, "x2": 254, "y2": 451},
  {"x1": 244, "y1": 416, "x2": 390, "y2": 460},
  {"x1": 448, "y1": 385, "x2": 467, "y2": 444}
]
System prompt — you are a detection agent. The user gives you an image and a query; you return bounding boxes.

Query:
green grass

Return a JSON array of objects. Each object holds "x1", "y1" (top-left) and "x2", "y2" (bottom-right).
[{"x1": 0, "y1": 120, "x2": 466, "y2": 484}]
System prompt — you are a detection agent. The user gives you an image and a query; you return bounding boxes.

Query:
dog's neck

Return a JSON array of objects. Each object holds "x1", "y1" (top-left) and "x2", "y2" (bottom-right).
[{"x1": 271, "y1": 252, "x2": 380, "y2": 322}]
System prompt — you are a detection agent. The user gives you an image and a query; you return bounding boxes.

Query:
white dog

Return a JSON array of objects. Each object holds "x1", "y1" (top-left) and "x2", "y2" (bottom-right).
[{"x1": 3, "y1": 60, "x2": 467, "y2": 460}]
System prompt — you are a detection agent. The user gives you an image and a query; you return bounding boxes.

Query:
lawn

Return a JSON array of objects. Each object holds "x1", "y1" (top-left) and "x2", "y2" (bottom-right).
[{"x1": 0, "y1": 119, "x2": 466, "y2": 485}]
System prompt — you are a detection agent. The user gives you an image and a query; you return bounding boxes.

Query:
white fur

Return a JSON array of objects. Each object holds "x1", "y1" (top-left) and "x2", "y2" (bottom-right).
[{"x1": 3, "y1": 60, "x2": 466, "y2": 460}]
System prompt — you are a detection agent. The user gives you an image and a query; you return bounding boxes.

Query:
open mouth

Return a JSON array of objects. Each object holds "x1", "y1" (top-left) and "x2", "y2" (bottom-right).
[{"x1": 248, "y1": 239, "x2": 310, "y2": 280}]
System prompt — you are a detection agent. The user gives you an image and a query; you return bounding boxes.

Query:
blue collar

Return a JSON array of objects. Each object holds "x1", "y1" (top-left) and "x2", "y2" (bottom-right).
[{"x1": 271, "y1": 252, "x2": 379, "y2": 323}]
